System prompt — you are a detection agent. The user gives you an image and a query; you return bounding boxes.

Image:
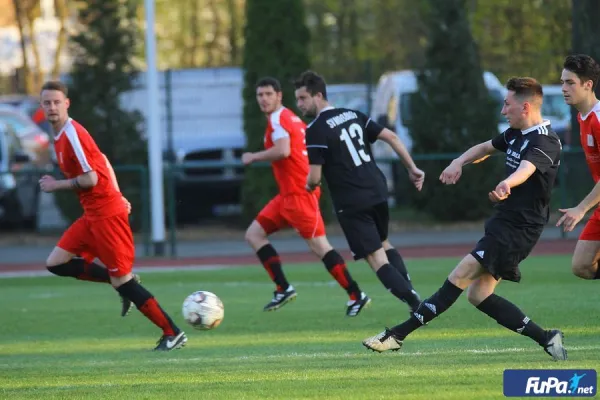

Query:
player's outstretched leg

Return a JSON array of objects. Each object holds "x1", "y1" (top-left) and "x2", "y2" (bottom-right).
[
  {"x1": 46, "y1": 253, "x2": 141, "y2": 318},
  {"x1": 468, "y1": 277, "x2": 567, "y2": 361},
  {"x1": 363, "y1": 253, "x2": 481, "y2": 352},
  {"x1": 115, "y1": 276, "x2": 187, "y2": 351},
  {"x1": 307, "y1": 236, "x2": 370, "y2": 317},
  {"x1": 363, "y1": 278, "x2": 463, "y2": 352},
  {"x1": 47, "y1": 256, "x2": 111, "y2": 283}
]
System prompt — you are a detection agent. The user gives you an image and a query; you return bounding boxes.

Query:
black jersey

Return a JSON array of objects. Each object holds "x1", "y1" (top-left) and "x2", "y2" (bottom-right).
[
  {"x1": 490, "y1": 120, "x2": 561, "y2": 226},
  {"x1": 306, "y1": 107, "x2": 388, "y2": 213}
]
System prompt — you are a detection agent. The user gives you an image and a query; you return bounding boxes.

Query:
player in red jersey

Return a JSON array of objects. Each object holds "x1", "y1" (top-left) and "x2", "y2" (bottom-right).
[
  {"x1": 39, "y1": 81, "x2": 187, "y2": 351},
  {"x1": 558, "y1": 54, "x2": 600, "y2": 281},
  {"x1": 242, "y1": 77, "x2": 370, "y2": 316}
]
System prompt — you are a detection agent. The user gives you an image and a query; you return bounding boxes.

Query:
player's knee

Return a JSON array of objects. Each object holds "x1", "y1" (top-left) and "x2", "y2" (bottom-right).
[
  {"x1": 245, "y1": 223, "x2": 267, "y2": 248},
  {"x1": 244, "y1": 227, "x2": 258, "y2": 244},
  {"x1": 466, "y1": 286, "x2": 487, "y2": 306},
  {"x1": 307, "y1": 236, "x2": 332, "y2": 257},
  {"x1": 571, "y1": 262, "x2": 595, "y2": 279}
]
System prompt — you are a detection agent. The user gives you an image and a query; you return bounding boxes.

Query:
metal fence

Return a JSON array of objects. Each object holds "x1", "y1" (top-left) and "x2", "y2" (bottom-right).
[{"x1": 3, "y1": 147, "x2": 592, "y2": 258}]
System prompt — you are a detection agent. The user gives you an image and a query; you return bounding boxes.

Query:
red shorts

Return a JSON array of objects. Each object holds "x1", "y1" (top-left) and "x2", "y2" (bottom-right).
[
  {"x1": 580, "y1": 209, "x2": 600, "y2": 241},
  {"x1": 256, "y1": 189, "x2": 326, "y2": 239},
  {"x1": 57, "y1": 213, "x2": 135, "y2": 277}
]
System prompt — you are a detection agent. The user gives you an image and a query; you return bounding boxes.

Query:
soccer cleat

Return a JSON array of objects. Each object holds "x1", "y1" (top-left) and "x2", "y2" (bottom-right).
[
  {"x1": 153, "y1": 331, "x2": 187, "y2": 351},
  {"x1": 362, "y1": 328, "x2": 403, "y2": 353},
  {"x1": 120, "y1": 274, "x2": 141, "y2": 317},
  {"x1": 543, "y1": 329, "x2": 567, "y2": 361},
  {"x1": 263, "y1": 286, "x2": 297, "y2": 311},
  {"x1": 346, "y1": 292, "x2": 371, "y2": 317}
]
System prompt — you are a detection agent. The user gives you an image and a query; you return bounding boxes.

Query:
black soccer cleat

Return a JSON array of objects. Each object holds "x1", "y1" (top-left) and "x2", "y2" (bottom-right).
[
  {"x1": 543, "y1": 329, "x2": 567, "y2": 361},
  {"x1": 263, "y1": 286, "x2": 297, "y2": 311},
  {"x1": 120, "y1": 274, "x2": 141, "y2": 317},
  {"x1": 153, "y1": 331, "x2": 187, "y2": 351},
  {"x1": 346, "y1": 292, "x2": 371, "y2": 317}
]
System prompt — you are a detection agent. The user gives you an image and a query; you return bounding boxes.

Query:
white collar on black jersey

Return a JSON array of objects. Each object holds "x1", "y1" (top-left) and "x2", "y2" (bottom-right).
[
  {"x1": 308, "y1": 106, "x2": 336, "y2": 128},
  {"x1": 521, "y1": 120, "x2": 551, "y2": 135},
  {"x1": 318, "y1": 105, "x2": 335, "y2": 115}
]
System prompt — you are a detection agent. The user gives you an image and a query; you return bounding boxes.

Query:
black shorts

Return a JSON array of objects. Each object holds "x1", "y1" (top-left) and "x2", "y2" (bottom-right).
[
  {"x1": 470, "y1": 215, "x2": 543, "y2": 282},
  {"x1": 337, "y1": 202, "x2": 389, "y2": 260}
]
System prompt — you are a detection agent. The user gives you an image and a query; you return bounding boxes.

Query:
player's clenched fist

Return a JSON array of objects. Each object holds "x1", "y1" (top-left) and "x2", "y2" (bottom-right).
[
  {"x1": 242, "y1": 152, "x2": 255, "y2": 165},
  {"x1": 39, "y1": 175, "x2": 58, "y2": 192},
  {"x1": 439, "y1": 160, "x2": 463, "y2": 185},
  {"x1": 489, "y1": 180, "x2": 510, "y2": 203},
  {"x1": 122, "y1": 197, "x2": 132, "y2": 214}
]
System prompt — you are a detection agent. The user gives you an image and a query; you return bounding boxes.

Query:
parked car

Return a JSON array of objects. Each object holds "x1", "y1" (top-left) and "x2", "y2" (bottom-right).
[
  {"x1": 0, "y1": 94, "x2": 52, "y2": 135},
  {"x1": 369, "y1": 70, "x2": 509, "y2": 203},
  {"x1": 0, "y1": 105, "x2": 52, "y2": 168},
  {"x1": 542, "y1": 85, "x2": 572, "y2": 146},
  {"x1": 0, "y1": 121, "x2": 39, "y2": 228}
]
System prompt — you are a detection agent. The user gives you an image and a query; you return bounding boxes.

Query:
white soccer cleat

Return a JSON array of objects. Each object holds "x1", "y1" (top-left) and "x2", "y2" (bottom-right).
[
  {"x1": 543, "y1": 329, "x2": 567, "y2": 361},
  {"x1": 362, "y1": 329, "x2": 403, "y2": 352}
]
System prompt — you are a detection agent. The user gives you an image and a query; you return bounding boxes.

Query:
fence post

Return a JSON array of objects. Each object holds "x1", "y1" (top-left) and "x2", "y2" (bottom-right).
[
  {"x1": 167, "y1": 163, "x2": 178, "y2": 258},
  {"x1": 165, "y1": 69, "x2": 175, "y2": 163}
]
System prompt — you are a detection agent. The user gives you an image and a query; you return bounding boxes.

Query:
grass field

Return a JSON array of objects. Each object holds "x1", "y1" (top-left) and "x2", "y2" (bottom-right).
[{"x1": 1, "y1": 255, "x2": 598, "y2": 399}]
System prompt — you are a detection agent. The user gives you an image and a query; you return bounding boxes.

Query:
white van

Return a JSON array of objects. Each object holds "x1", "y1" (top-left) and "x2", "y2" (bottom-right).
[{"x1": 369, "y1": 69, "x2": 509, "y2": 199}]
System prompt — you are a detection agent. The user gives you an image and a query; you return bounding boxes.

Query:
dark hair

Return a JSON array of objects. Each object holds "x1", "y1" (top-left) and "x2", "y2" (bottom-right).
[
  {"x1": 256, "y1": 77, "x2": 282, "y2": 92},
  {"x1": 505, "y1": 77, "x2": 543, "y2": 101},
  {"x1": 293, "y1": 70, "x2": 327, "y2": 100},
  {"x1": 563, "y1": 54, "x2": 600, "y2": 90},
  {"x1": 41, "y1": 80, "x2": 68, "y2": 96}
]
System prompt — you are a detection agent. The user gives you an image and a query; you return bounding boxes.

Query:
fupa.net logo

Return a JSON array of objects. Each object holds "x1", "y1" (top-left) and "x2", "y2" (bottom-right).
[{"x1": 504, "y1": 369, "x2": 597, "y2": 397}]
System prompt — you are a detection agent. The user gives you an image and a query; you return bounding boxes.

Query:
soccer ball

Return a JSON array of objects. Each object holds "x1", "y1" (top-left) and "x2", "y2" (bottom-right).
[{"x1": 182, "y1": 291, "x2": 224, "y2": 330}]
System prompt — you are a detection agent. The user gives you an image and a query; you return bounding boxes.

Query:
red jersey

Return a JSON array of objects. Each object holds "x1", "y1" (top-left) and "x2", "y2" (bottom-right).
[
  {"x1": 265, "y1": 107, "x2": 309, "y2": 195},
  {"x1": 54, "y1": 118, "x2": 126, "y2": 219},
  {"x1": 579, "y1": 101, "x2": 600, "y2": 183}
]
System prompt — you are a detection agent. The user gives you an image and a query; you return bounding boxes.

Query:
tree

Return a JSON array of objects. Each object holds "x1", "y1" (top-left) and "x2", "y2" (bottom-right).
[
  {"x1": 241, "y1": 0, "x2": 315, "y2": 223},
  {"x1": 470, "y1": 0, "x2": 571, "y2": 84},
  {"x1": 54, "y1": 0, "x2": 146, "y2": 230},
  {"x1": 570, "y1": 0, "x2": 600, "y2": 139},
  {"x1": 407, "y1": 0, "x2": 502, "y2": 221}
]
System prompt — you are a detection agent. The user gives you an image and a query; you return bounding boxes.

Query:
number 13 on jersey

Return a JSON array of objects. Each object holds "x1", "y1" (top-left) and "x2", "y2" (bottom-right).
[{"x1": 340, "y1": 123, "x2": 371, "y2": 166}]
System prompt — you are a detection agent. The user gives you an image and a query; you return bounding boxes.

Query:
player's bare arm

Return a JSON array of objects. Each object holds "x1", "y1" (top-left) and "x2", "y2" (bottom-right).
[
  {"x1": 306, "y1": 165, "x2": 322, "y2": 191},
  {"x1": 440, "y1": 140, "x2": 496, "y2": 185},
  {"x1": 377, "y1": 128, "x2": 425, "y2": 191},
  {"x1": 489, "y1": 160, "x2": 536, "y2": 203},
  {"x1": 556, "y1": 182, "x2": 600, "y2": 232},
  {"x1": 39, "y1": 170, "x2": 98, "y2": 193},
  {"x1": 242, "y1": 137, "x2": 291, "y2": 165}
]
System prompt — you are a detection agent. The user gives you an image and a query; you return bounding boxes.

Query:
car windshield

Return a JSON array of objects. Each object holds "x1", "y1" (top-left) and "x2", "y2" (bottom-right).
[
  {"x1": 328, "y1": 91, "x2": 370, "y2": 114},
  {"x1": 0, "y1": 112, "x2": 37, "y2": 137},
  {"x1": 401, "y1": 89, "x2": 504, "y2": 125},
  {"x1": 542, "y1": 94, "x2": 570, "y2": 119}
]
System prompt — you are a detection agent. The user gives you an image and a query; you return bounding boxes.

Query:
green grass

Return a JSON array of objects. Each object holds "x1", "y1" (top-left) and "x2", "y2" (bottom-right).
[{"x1": 0, "y1": 255, "x2": 598, "y2": 399}]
